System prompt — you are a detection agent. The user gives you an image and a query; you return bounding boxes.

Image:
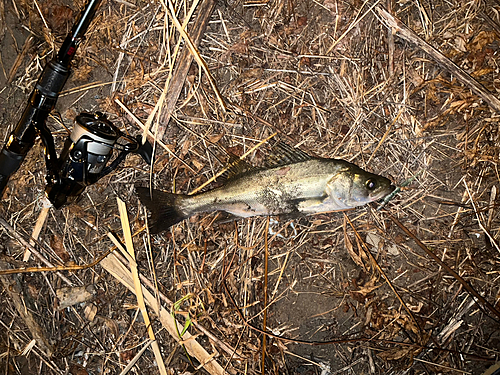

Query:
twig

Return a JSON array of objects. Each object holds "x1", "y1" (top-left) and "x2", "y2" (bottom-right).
[
  {"x1": 388, "y1": 214, "x2": 500, "y2": 321},
  {"x1": 157, "y1": 0, "x2": 218, "y2": 139},
  {"x1": 117, "y1": 197, "x2": 168, "y2": 375},
  {"x1": 101, "y1": 251, "x2": 228, "y2": 374},
  {"x1": 261, "y1": 217, "x2": 269, "y2": 375},
  {"x1": 162, "y1": 0, "x2": 226, "y2": 114},
  {"x1": 189, "y1": 132, "x2": 277, "y2": 195},
  {"x1": 7, "y1": 36, "x2": 33, "y2": 85},
  {"x1": 24, "y1": 196, "x2": 51, "y2": 261},
  {"x1": 0, "y1": 217, "x2": 73, "y2": 285},
  {"x1": 0, "y1": 259, "x2": 54, "y2": 357},
  {"x1": 118, "y1": 339, "x2": 153, "y2": 375},
  {"x1": 375, "y1": 6, "x2": 500, "y2": 113},
  {"x1": 463, "y1": 181, "x2": 500, "y2": 255},
  {"x1": 345, "y1": 213, "x2": 425, "y2": 339},
  {"x1": 0, "y1": 246, "x2": 114, "y2": 276},
  {"x1": 326, "y1": 0, "x2": 381, "y2": 54},
  {"x1": 114, "y1": 98, "x2": 197, "y2": 173}
]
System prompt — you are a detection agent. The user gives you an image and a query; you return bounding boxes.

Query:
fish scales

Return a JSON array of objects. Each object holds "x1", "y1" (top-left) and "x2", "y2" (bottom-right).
[
  {"x1": 137, "y1": 144, "x2": 395, "y2": 234},
  {"x1": 181, "y1": 159, "x2": 346, "y2": 217}
]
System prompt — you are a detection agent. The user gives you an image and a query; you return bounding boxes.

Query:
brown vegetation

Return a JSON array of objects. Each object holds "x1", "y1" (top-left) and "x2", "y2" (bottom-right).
[{"x1": 1, "y1": 0, "x2": 500, "y2": 373}]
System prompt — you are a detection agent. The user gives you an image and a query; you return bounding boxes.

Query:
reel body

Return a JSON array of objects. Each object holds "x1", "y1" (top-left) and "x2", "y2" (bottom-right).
[{"x1": 46, "y1": 113, "x2": 152, "y2": 208}]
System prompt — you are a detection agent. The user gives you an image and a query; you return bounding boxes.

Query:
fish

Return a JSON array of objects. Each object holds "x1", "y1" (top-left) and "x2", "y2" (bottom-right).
[{"x1": 137, "y1": 142, "x2": 395, "y2": 234}]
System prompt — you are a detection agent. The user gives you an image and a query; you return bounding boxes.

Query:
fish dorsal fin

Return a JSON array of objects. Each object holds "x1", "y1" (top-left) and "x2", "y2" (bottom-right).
[
  {"x1": 263, "y1": 142, "x2": 312, "y2": 168},
  {"x1": 218, "y1": 155, "x2": 256, "y2": 182}
]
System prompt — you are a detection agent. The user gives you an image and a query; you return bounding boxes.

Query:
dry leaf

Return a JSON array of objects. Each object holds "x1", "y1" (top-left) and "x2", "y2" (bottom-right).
[
  {"x1": 68, "y1": 363, "x2": 89, "y2": 375},
  {"x1": 351, "y1": 277, "x2": 383, "y2": 298},
  {"x1": 344, "y1": 218, "x2": 364, "y2": 268},
  {"x1": 50, "y1": 234, "x2": 69, "y2": 262},
  {"x1": 469, "y1": 31, "x2": 496, "y2": 53},
  {"x1": 377, "y1": 346, "x2": 413, "y2": 361},
  {"x1": 208, "y1": 133, "x2": 224, "y2": 143},
  {"x1": 56, "y1": 285, "x2": 96, "y2": 309},
  {"x1": 84, "y1": 304, "x2": 98, "y2": 321},
  {"x1": 102, "y1": 317, "x2": 119, "y2": 337}
]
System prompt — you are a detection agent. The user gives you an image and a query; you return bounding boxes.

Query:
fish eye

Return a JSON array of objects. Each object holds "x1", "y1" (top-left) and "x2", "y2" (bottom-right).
[{"x1": 366, "y1": 179, "x2": 377, "y2": 190}]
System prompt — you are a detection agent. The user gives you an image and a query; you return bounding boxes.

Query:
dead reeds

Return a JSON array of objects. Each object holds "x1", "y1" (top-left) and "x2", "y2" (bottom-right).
[{"x1": 1, "y1": 0, "x2": 499, "y2": 373}]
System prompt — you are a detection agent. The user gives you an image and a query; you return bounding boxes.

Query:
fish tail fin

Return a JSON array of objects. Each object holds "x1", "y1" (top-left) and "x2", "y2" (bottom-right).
[{"x1": 136, "y1": 187, "x2": 189, "y2": 233}]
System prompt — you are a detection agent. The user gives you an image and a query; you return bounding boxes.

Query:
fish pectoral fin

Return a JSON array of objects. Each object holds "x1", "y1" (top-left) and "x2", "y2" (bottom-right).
[
  {"x1": 297, "y1": 198, "x2": 328, "y2": 213},
  {"x1": 297, "y1": 194, "x2": 348, "y2": 213}
]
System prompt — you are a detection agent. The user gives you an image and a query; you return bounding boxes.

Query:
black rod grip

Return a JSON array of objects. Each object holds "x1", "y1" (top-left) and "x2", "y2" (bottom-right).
[
  {"x1": 0, "y1": 61, "x2": 68, "y2": 197},
  {"x1": 0, "y1": 148, "x2": 24, "y2": 195}
]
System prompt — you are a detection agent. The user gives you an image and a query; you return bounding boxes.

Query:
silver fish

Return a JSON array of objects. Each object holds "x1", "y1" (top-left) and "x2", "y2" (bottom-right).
[{"x1": 137, "y1": 143, "x2": 394, "y2": 233}]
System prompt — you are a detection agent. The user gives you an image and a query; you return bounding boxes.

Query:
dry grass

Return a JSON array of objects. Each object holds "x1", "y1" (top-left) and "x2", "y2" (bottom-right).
[{"x1": 1, "y1": 0, "x2": 500, "y2": 374}]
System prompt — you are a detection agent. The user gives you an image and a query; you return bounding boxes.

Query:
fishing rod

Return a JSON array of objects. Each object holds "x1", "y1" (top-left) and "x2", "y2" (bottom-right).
[{"x1": 0, "y1": 0, "x2": 152, "y2": 208}]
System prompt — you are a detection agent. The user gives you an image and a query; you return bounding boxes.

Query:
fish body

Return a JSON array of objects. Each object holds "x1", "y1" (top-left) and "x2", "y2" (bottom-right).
[{"x1": 137, "y1": 144, "x2": 394, "y2": 233}]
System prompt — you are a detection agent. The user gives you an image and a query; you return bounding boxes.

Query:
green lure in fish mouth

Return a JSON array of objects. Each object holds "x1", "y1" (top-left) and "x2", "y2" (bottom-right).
[{"x1": 137, "y1": 142, "x2": 395, "y2": 234}]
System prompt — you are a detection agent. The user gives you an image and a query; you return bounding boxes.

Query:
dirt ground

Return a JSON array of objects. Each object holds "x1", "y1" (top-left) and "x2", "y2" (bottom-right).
[{"x1": 1, "y1": 0, "x2": 500, "y2": 374}]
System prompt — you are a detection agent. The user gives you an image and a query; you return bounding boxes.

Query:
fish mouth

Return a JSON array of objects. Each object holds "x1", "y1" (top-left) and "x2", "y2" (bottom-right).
[{"x1": 371, "y1": 184, "x2": 396, "y2": 201}]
